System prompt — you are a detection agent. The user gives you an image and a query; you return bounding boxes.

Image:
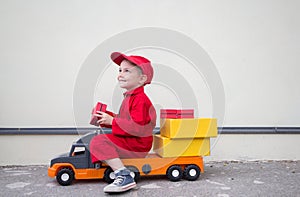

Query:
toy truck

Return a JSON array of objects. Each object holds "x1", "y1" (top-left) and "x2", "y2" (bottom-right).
[{"x1": 48, "y1": 108, "x2": 217, "y2": 186}]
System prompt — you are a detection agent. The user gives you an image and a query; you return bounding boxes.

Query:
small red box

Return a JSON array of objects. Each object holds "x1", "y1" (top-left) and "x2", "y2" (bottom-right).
[
  {"x1": 160, "y1": 109, "x2": 194, "y2": 119},
  {"x1": 90, "y1": 102, "x2": 107, "y2": 126}
]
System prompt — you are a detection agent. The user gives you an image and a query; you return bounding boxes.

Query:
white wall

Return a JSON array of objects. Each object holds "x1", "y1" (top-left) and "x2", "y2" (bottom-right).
[{"x1": 0, "y1": 0, "x2": 300, "y2": 128}]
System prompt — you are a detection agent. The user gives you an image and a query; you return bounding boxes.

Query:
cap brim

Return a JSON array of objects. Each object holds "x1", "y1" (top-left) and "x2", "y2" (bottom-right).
[{"x1": 111, "y1": 52, "x2": 127, "y2": 66}]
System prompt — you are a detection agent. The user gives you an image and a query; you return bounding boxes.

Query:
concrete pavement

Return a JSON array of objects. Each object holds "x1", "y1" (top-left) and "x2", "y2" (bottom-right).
[{"x1": 1, "y1": 160, "x2": 299, "y2": 197}]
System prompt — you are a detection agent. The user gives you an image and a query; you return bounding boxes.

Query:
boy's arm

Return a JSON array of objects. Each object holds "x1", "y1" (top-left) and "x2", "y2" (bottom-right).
[{"x1": 112, "y1": 100, "x2": 156, "y2": 137}]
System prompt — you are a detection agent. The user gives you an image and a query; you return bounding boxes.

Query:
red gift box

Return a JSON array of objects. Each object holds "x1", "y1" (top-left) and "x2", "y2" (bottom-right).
[
  {"x1": 160, "y1": 109, "x2": 194, "y2": 119},
  {"x1": 90, "y1": 102, "x2": 107, "y2": 126}
]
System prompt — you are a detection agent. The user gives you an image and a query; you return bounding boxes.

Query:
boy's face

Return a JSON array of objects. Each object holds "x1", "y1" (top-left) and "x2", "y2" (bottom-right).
[{"x1": 117, "y1": 60, "x2": 147, "y2": 91}]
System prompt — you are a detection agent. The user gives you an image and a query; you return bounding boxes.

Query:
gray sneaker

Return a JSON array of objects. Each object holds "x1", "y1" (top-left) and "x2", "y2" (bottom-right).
[{"x1": 103, "y1": 168, "x2": 136, "y2": 193}]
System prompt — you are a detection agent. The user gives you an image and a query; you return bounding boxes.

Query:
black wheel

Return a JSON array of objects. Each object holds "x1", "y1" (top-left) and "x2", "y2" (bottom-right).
[
  {"x1": 103, "y1": 167, "x2": 115, "y2": 183},
  {"x1": 126, "y1": 166, "x2": 140, "y2": 183},
  {"x1": 166, "y1": 165, "x2": 183, "y2": 182},
  {"x1": 56, "y1": 168, "x2": 74, "y2": 186},
  {"x1": 184, "y1": 165, "x2": 201, "y2": 181}
]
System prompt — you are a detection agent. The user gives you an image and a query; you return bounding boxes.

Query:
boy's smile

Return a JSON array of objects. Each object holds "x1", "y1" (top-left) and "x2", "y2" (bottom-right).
[{"x1": 117, "y1": 60, "x2": 146, "y2": 91}]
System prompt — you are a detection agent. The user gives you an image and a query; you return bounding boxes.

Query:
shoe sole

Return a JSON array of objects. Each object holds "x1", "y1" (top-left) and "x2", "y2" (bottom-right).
[{"x1": 104, "y1": 182, "x2": 136, "y2": 193}]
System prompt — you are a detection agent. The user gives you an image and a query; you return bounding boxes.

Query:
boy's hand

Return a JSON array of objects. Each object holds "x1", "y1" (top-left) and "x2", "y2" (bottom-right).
[{"x1": 95, "y1": 111, "x2": 113, "y2": 126}]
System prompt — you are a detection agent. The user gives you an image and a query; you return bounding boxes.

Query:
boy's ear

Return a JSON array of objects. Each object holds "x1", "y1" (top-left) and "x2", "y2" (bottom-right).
[{"x1": 140, "y1": 74, "x2": 147, "y2": 85}]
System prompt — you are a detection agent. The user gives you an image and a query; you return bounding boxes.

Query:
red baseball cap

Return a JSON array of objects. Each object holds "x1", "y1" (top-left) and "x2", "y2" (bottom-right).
[{"x1": 111, "y1": 52, "x2": 154, "y2": 85}]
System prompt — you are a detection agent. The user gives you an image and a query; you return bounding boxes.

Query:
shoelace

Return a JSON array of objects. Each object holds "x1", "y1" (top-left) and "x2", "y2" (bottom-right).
[{"x1": 113, "y1": 176, "x2": 125, "y2": 185}]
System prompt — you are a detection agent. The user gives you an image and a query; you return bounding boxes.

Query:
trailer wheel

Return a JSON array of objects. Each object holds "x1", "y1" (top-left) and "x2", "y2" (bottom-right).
[
  {"x1": 166, "y1": 165, "x2": 183, "y2": 182},
  {"x1": 126, "y1": 166, "x2": 140, "y2": 182},
  {"x1": 103, "y1": 167, "x2": 115, "y2": 183},
  {"x1": 184, "y1": 165, "x2": 200, "y2": 181},
  {"x1": 56, "y1": 168, "x2": 74, "y2": 186}
]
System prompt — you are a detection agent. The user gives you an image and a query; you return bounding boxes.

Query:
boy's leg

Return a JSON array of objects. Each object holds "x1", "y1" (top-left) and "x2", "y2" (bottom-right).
[
  {"x1": 90, "y1": 134, "x2": 119, "y2": 163},
  {"x1": 90, "y1": 134, "x2": 147, "y2": 163},
  {"x1": 105, "y1": 158, "x2": 125, "y2": 171},
  {"x1": 90, "y1": 135, "x2": 136, "y2": 193}
]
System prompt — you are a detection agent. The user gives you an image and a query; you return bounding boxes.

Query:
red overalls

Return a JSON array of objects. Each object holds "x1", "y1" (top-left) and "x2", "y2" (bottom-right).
[{"x1": 90, "y1": 86, "x2": 156, "y2": 162}]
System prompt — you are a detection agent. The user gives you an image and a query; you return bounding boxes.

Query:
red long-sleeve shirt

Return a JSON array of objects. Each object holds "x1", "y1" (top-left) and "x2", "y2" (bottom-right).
[
  {"x1": 113, "y1": 86, "x2": 156, "y2": 136},
  {"x1": 107, "y1": 86, "x2": 156, "y2": 153}
]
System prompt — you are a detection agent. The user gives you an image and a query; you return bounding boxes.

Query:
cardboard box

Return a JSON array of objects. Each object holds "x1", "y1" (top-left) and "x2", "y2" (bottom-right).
[
  {"x1": 160, "y1": 109, "x2": 194, "y2": 119},
  {"x1": 89, "y1": 102, "x2": 107, "y2": 126},
  {"x1": 160, "y1": 118, "x2": 217, "y2": 138},
  {"x1": 153, "y1": 135, "x2": 210, "y2": 157}
]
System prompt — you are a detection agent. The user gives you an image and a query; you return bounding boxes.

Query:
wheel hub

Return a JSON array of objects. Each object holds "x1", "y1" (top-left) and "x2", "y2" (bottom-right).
[{"x1": 61, "y1": 173, "x2": 70, "y2": 181}]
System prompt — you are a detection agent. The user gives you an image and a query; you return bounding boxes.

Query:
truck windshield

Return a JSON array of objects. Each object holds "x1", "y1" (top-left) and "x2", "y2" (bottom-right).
[{"x1": 72, "y1": 146, "x2": 86, "y2": 156}]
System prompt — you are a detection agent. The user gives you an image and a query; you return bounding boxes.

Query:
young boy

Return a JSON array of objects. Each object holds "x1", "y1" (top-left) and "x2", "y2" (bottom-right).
[{"x1": 90, "y1": 52, "x2": 156, "y2": 193}]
